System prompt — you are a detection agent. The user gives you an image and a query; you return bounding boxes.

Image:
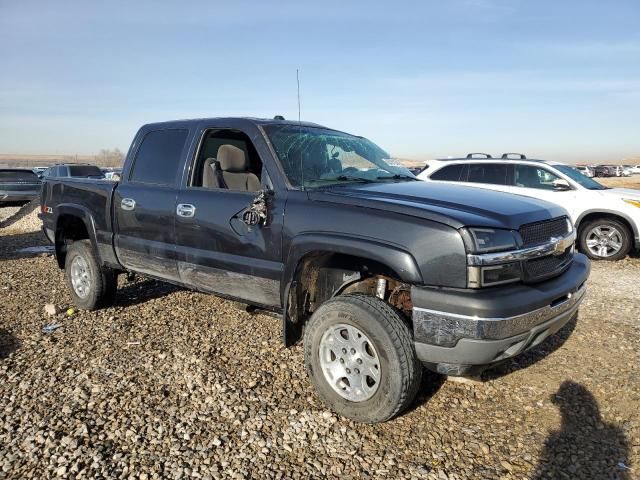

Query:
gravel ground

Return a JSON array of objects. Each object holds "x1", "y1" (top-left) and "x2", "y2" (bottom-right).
[{"x1": 0, "y1": 208, "x2": 638, "y2": 479}]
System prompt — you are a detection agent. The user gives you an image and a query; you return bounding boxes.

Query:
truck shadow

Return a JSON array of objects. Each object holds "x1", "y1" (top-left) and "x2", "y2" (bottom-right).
[
  {"x1": 114, "y1": 278, "x2": 183, "y2": 308},
  {"x1": 0, "y1": 328, "x2": 21, "y2": 359},
  {"x1": 482, "y1": 313, "x2": 577, "y2": 380},
  {"x1": 531, "y1": 381, "x2": 630, "y2": 479},
  {"x1": 0, "y1": 231, "x2": 52, "y2": 261}
]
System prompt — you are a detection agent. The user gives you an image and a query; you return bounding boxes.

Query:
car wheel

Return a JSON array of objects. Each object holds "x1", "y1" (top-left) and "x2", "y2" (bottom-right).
[
  {"x1": 64, "y1": 239, "x2": 117, "y2": 310},
  {"x1": 579, "y1": 218, "x2": 632, "y2": 261},
  {"x1": 304, "y1": 294, "x2": 422, "y2": 423}
]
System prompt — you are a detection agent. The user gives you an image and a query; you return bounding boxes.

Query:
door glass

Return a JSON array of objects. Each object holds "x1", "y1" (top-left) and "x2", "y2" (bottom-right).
[
  {"x1": 130, "y1": 129, "x2": 188, "y2": 186},
  {"x1": 514, "y1": 165, "x2": 562, "y2": 190},
  {"x1": 430, "y1": 164, "x2": 466, "y2": 181},
  {"x1": 467, "y1": 163, "x2": 509, "y2": 185}
]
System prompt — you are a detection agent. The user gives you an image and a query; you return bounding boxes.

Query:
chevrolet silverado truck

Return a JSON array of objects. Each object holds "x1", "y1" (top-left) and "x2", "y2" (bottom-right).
[{"x1": 40, "y1": 118, "x2": 590, "y2": 423}]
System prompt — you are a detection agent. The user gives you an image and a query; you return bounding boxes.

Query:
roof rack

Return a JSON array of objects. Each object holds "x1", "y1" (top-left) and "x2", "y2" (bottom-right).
[
  {"x1": 465, "y1": 153, "x2": 493, "y2": 159},
  {"x1": 501, "y1": 153, "x2": 527, "y2": 159}
]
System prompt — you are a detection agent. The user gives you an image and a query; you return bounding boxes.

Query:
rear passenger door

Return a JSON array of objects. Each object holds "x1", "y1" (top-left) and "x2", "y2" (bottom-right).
[{"x1": 114, "y1": 128, "x2": 189, "y2": 282}]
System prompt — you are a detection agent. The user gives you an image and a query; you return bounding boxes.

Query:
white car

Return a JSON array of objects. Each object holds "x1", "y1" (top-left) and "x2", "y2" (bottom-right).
[
  {"x1": 574, "y1": 166, "x2": 593, "y2": 178},
  {"x1": 631, "y1": 165, "x2": 640, "y2": 175},
  {"x1": 417, "y1": 153, "x2": 640, "y2": 260}
]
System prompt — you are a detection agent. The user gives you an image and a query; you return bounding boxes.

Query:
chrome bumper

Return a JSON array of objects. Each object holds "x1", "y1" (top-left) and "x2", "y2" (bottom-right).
[{"x1": 412, "y1": 282, "x2": 586, "y2": 348}]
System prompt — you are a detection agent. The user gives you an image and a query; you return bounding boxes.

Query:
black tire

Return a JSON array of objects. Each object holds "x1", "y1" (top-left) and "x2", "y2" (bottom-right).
[
  {"x1": 578, "y1": 217, "x2": 632, "y2": 261},
  {"x1": 304, "y1": 294, "x2": 422, "y2": 423},
  {"x1": 64, "y1": 240, "x2": 117, "y2": 310}
]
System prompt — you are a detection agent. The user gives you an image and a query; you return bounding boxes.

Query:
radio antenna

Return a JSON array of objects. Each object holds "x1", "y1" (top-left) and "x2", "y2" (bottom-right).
[
  {"x1": 297, "y1": 68, "x2": 304, "y2": 191},
  {"x1": 296, "y1": 69, "x2": 301, "y2": 121}
]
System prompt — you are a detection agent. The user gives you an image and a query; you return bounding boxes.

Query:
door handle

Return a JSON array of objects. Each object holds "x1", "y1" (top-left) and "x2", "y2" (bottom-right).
[
  {"x1": 176, "y1": 203, "x2": 196, "y2": 218},
  {"x1": 121, "y1": 198, "x2": 136, "y2": 211}
]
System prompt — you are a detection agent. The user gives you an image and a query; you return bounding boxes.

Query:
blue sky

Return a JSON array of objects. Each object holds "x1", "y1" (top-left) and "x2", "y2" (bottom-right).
[{"x1": 1, "y1": 0, "x2": 639, "y2": 162}]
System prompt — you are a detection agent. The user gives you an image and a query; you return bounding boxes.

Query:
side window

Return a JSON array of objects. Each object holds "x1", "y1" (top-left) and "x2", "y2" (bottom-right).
[
  {"x1": 514, "y1": 165, "x2": 561, "y2": 190},
  {"x1": 129, "y1": 129, "x2": 188, "y2": 186},
  {"x1": 191, "y1": 129, "x2": 262, "y2": 192},
  {"x1": 430, "y1": 164, "x2": 466, "y2": 181},
  {"x1": 467, "y1": 163, "x2": 509, "y2": 185}
]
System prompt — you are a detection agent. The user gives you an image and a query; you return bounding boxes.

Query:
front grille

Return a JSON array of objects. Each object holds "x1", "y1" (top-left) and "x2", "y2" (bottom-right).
[
  {"x1": 523, "y1": 248, "x2": 573, "y2": 282},
  {"x1": 519, "y1": 217, "x2": 569, "y2": 246}
]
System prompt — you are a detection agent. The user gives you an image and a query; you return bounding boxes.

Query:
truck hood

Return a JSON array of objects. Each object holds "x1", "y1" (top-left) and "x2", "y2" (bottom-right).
[{"x1": 308, "y1": 181, "x2": 567, "y2": 230}]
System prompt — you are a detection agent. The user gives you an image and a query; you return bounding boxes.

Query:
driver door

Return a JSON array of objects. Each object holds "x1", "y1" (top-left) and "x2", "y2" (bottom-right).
[{"x1": 173, "y1": 127, "x2": 285, "y2": 308}]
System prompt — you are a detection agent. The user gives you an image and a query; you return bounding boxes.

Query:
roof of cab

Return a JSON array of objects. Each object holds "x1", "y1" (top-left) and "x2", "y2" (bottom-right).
[{"x1": 141, "y1": 117, "x2": 327, "y2": 130}]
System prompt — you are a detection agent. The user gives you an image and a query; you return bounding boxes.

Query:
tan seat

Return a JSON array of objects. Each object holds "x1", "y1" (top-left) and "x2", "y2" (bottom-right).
[{"x1": 204, "y1": 145, "x2": 260, "y2": 191}]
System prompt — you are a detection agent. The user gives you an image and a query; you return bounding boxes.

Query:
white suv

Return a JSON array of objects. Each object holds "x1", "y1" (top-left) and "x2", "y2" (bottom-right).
[{"x1": 417, "y1": 153, "x2": 640, "y2": 260}]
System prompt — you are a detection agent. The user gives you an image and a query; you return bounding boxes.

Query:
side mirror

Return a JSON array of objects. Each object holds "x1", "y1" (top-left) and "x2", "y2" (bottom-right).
[{"x1": 553, "y1": 179, "x2": 572, "y2": 191}]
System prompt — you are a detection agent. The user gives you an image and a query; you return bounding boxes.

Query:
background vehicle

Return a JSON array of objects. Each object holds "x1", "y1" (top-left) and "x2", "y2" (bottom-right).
[
  {"x1": 0, "y1": 168, "x2": 42, "y2": 204},
  {"x1": 574, "y1": 166, "x2": 593, "y2": 178},
  {"x1": 631, "y1": 165, "x2": 640, "y2": 175},
  {"x1": 592, "y1": 165, "x2": 614, "y2": 177},
  {"x1": 41, "y1": 119, "x2": 589, "y2": 423},
  {"x1": 32, "y1": 167, "x2": 48, "y2": 179},
  {"x1": 44, "y1": 164, "x2": 104, "y2": 179},
  {"x1": 418, "y1": 153, "x2": 640, "y2": 260}
]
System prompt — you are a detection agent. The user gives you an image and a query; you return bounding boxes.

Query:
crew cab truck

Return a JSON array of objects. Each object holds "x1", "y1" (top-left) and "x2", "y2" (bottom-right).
[{"x1": 40, "y1": 118, "x2": 590, "y2": 423}]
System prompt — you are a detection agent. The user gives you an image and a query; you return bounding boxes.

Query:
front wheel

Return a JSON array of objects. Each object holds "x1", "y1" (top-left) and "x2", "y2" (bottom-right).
[
  {"x1": 579, "y1": 218, "x2": 632, "y2": 261},
  {"x1": 304, "y1": 294, "x2": 422, "y2": 423},
  {"x1": 64, "y1": 240, "x2": 117, "y2": 310}
]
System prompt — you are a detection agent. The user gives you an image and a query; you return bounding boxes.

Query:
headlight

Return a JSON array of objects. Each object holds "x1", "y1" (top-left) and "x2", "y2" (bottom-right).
[
  {"x1": 461, "y1": 227, "x2": 518, "y2": 253},
  {"x1": 623, "y1": 198, "x2": 640, "y2": 208}
]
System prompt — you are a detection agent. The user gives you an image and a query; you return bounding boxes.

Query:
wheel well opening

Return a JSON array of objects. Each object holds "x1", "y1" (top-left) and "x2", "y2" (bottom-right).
[
  {"x1": 55, "y1": 215, "x2": 90, "y2": 268},
  {"x1": 285, "y1": 252, "x2": 412, "y2": 345},
  {"x1": 578, "y1": 212, "x2": 634, "y2": 238}
]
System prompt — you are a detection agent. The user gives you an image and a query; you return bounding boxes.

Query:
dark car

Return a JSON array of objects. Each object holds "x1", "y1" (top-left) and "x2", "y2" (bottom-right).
[
  {"x1": 40, "y1": 117, "x2": 590, "y2": 422},
  {"x1": 0, "y1": 168, "x2": 42, "y2": 204},
  {"x1": 44, "y1": 164, "x2": 105, "y2": 179}
]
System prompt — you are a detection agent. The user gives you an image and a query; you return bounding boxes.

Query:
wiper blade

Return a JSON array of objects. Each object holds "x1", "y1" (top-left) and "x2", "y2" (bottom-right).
[
  {"x1": 375, "y1": 174, "x2": 418, "y2": 181},
  {"x1": 333, "y1": 175, "x2": 375, "y2": 183}
]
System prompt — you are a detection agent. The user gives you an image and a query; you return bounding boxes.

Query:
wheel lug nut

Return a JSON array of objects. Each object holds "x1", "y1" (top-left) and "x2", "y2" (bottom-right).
[
  {"x1": 340, "y1": 358, "x2": 345, "y2": 364},
  {"x1": 346, "y1": 368, "x2": 351, "y2": 374},
  {"x1": 354, "y1": 368, "x2": 360, "y2": 374},
  {"x1": 342, "y1": 348, "x2": 347, "y2": 354},
  {"x1": 357, "y1": 358, "x2": 363, "y2": 364}
]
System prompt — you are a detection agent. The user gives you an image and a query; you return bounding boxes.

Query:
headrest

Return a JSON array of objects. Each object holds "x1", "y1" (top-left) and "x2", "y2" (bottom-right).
[{"x1": 217, "y1": 145, "x2": 246, "y2": 172}]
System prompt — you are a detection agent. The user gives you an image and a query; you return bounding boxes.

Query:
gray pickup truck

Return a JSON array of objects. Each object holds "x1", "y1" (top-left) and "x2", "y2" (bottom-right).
[{"x1": 41, "y1": 117, "x2": 590, "y2": 422}]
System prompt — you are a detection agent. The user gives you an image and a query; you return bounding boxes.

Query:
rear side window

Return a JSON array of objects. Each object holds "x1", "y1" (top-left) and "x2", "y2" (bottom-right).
[
  {"x1": 130, "y1": 129, "x2": 189, "y2": 186},
  {"x1": 430, "y1": 164, "x2": 466, "y2": 181},
  {"x1": 0, "y1": 170, "x2": 38, "y2": 181},
  {"x1": 467, "y1": 163, "x2": 509, "y2": 185},
  {"x1": 69, "y1": 165, "x2": 103, "y2": 177}
]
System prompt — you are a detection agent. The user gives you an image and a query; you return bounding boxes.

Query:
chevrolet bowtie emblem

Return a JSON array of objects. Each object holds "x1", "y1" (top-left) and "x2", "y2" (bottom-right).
[{"x1": 551, "y1": 236, "x2": 569, "y2": 255}]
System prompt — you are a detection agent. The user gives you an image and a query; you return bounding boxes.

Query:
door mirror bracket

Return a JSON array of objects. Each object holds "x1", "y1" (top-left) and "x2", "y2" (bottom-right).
[{"x1": 242, "y1": 189, "x2": 271, "y2": 226}]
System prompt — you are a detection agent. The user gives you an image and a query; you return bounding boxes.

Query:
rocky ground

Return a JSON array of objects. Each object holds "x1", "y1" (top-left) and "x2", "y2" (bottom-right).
[{"x1": 0, "y1": 204, "x2": 638, "y2": 479}]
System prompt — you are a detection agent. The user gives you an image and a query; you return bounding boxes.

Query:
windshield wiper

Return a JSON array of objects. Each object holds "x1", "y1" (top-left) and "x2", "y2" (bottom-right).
[
  {"x1": 333, "y1": 175, "x2": 376, "y2": 183},
  {"x1": 375, "y1": 174, "x2": 418, "y2": 181}
]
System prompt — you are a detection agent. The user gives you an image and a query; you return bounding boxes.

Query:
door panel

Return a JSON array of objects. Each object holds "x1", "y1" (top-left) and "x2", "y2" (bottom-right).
[
  {"x1": 114, "y1": 183, "x2": 180, "y2": 281},
  {"x1": 174, "y1": 188, "x2": 285, "y2": 307}
]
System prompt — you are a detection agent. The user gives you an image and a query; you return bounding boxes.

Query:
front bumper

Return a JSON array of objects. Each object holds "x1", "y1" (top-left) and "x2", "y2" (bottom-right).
[{"x1": 411, "y1": 253, "x2": 590, "y2": 374}]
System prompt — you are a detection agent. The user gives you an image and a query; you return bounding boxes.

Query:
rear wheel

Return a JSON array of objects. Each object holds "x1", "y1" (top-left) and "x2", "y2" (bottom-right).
[
  {"x1": 304, "y1": 294, "x2": 422, "y2": 423},
  {"x1": 579, "y1": 218, "x2": 631, "y2": 261},
  {"x1": 64, "y1": 240, "x2": 117, "y2": 310}
]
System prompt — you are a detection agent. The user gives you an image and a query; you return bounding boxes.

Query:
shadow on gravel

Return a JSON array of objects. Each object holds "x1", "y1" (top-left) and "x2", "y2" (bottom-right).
[
  {"x1": 0, "y1": 328, "x2": 21, "y2": 359},
  {"x1": 482, "y1": 313, "x2": 577, "y2": 380},
  {"x1": 405, "y1": 369, "x2": 446, "y2": 415},
  {"x1": 115, "y1": 278, "x2": 183, "y2": 307},
  {"x1": 0, "y1": 199, "x2": 38, "y2": 229},
  {"x1": 532, "y1": 381, "x2": 630, "y2": 479},
  {"x1": 0, "y1": 231, "x2": 51, "y2": 261}
]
